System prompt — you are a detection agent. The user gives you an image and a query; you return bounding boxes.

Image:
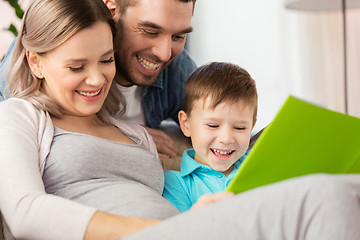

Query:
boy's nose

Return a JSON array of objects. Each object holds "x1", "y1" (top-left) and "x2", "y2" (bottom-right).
[{"x1": 218, "y1": 127, "x2": 235, "y2": 144}]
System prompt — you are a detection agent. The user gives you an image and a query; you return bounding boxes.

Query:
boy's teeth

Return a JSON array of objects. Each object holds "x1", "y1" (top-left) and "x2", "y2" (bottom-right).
[
  {"x1": 213, "y1": 149, "x2": 234, "y2": 155},
  {"x1": 78, "y1": 89, "x2": 101, "y2": 97},
  {"x1": 137, "y1": 56, "x2": 160, "y2": 71}
]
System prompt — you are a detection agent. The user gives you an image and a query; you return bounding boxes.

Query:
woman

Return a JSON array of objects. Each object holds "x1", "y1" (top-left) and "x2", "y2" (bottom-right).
[
  {"x1": 1, "y1": 0, "x2": 360, "y2": 239},
  {"x1": 0, "y1": 0, "x2": 174, "y2": 238}
]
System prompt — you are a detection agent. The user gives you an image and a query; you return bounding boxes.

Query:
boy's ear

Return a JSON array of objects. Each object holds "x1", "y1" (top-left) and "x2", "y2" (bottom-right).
[
  {"x1": 252, "y1": 118, "x2": 257, "y2": 131},
  {"x1": 178, "y1": 110, "x2": 191, "y2": 137},
  {"x1": 103, "y1": 0, "x2": 118, "y2": 17},
  {"x1": 26, "y1": 51, "x2": 43, "y2": 79}
]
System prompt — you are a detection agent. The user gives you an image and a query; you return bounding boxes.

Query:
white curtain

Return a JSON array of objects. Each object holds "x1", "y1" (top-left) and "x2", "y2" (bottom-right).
[
  {"x1": 347, "y1": 9, "x2": 360, "y2": 117},
  {"x1": 292, "y1": 10, "x2": 345, "y2": 112},
  {"x1": 289, "y1": 8, "x2": 360, "y2": 117}
]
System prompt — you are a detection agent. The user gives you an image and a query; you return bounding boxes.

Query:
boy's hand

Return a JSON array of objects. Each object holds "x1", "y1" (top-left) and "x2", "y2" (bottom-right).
[
  {"x1": 190, "y1": 192, "x2": 235, "y2": 210},
  {"x1": 143, "y1": 126, "x2": 179, "y2": 158}
]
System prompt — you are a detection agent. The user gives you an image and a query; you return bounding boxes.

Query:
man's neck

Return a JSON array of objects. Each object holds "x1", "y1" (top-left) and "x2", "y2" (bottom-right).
[{"x1": 116, "y1": 77, "x2": 133, "y2": 87}]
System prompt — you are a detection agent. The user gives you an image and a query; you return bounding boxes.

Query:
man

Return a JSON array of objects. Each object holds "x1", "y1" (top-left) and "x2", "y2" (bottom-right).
[
  {"x1": 0, "y1": 0, "x2": 197, "y2": 158},
  {"x1": 105, "y1": 0, "x2": 197, "y2": 158}
]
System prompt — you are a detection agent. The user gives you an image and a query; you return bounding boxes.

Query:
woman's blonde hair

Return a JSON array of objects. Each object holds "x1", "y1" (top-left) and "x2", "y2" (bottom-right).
[{"x1": 9, "y1": 0, "x2": 125, "y2": 121}]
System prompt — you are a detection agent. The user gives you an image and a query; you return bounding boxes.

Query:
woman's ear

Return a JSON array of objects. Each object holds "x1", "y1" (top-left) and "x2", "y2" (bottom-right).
[
  {"x1": 178, "y1": 110, "x2": 191, "y2": 137},
  {"x1": 26, "y1": 51, "x2": 43, "y2": 79},
  {"x1": 103, "y1": 0, "x2": 118, "y2": 18}
]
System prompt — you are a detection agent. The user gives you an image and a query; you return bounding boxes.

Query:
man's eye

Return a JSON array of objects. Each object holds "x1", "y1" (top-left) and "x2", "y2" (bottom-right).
[
  {"x1": 69, "y1": 66, "x2": 84, "y2": 72},
  {"x1": 172, "y1": 34, "x2": 186, "y2": 41},
  {"x1": 101, "y1": 57, "x2": 115, "y2": 64},
  {"x1": 142, "y1": 29, "x2": 158, "y2": 36}
]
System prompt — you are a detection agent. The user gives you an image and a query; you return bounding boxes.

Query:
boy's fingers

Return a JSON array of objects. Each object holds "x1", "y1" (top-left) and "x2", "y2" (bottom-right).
[{"x1": 191, "y1": 192, "x2": 235, "y2": 210}]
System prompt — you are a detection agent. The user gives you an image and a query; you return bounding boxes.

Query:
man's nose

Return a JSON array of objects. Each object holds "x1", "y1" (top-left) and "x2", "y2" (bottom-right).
[{"x1": 152, "y1": 36, "x2": 172, "y2": 62}]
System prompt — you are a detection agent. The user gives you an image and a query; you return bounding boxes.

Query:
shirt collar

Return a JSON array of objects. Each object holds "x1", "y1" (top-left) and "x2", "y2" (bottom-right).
[{"x1": 150, "y1": 70, "x2": 164, "y2": 89}]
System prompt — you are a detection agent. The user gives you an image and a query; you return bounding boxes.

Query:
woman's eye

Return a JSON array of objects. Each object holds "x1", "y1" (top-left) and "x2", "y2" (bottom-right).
[
  {"x1": 69, "y1": 66, "x2": 84, "y2": 72},
  {"x1": 102, "y1": 57, "x2": 114, "y2": 64}
]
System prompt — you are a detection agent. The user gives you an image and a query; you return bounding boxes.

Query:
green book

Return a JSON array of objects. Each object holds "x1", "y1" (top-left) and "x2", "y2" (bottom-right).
[{"x1": 227, "y1": 96, "x2": 360, "y2": 194}]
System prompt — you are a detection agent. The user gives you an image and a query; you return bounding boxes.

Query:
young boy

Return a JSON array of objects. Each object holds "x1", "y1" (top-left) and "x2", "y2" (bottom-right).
[{"x1": 163, "y1": 62, "x2": 258, "y2": 212}]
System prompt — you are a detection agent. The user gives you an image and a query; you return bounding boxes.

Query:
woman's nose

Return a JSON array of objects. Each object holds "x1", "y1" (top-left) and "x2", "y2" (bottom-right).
[{"x1": 86, "y1": 68, "x2": 104, "y2": 86}]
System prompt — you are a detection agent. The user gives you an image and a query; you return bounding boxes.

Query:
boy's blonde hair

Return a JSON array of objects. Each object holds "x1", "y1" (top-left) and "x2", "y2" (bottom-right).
[
  {"x1": 183, "y1": 62, "x2": 258, "y2": 123},
  {"x1": 8, "y1": 0, "x2": 125, "y2": 122}
]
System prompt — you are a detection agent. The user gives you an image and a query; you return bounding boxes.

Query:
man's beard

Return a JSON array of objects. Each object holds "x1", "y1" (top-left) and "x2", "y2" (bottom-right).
[{"x1": 115, "y1": 54, "x2": 162, "y2": 87}]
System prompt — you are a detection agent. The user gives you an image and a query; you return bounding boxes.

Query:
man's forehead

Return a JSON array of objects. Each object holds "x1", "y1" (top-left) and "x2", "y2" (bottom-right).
[
  {"x1": 124, "y1": 0, "x2": 193, "y2": 31},
  {"x1": 127, "y1": 0, "x2": 194, "y2": 13}
]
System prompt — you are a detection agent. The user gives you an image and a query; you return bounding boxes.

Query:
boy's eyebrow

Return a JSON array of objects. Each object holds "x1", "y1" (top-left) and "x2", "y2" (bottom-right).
[
  {"x1": 65, "y1": 49, "x2": 114, "y2": 63},
  {"x1": 204, "y1": 117, "x2": 252, "y2": 124},
  {"x1": 138, "y1": 21, "x2": 193, "y2": 35}
]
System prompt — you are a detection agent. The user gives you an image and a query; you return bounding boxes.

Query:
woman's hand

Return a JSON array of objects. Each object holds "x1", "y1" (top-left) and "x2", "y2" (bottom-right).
[
  {"x1": 84, "y1": 211, "x2": 160, "y2": 240},
  {"x1": 190, "y1": 192, "x2": 235, "y2": 211}
]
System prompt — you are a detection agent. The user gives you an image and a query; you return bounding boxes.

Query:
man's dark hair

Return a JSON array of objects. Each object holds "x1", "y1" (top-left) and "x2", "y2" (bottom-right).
[{"x1": 116, "y1": 0, "x2": 196, "y2": 14}]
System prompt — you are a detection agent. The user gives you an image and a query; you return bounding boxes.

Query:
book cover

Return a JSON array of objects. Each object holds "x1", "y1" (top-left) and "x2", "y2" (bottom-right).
[{"x1": 227, "y1": 96, "x2": 360, "y2": 194}]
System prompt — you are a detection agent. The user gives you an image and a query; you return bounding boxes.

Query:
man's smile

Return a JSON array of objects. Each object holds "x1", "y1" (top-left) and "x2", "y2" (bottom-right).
[{"x1": 136, "y1": 55, "x2": 161, "y2": 71}]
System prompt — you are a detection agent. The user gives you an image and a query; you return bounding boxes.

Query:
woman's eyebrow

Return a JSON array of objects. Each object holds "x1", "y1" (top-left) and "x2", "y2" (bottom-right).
[
  {"x1": 102, "y1": 49, "x2": 115, "y2": 57},
  {"x1": 65, "y1": 49, "x2": 114, "y2": 63}
]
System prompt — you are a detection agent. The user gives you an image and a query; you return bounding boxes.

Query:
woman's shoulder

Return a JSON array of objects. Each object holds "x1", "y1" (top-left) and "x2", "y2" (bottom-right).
[
  {"x1": 1, "y1": 97, "x2": 30, "y2": 107},
  {"x1": 0, "y1": 97, "x2": 54, "y2": 172},
  {"x1": 0, "y1": 98, "x2": 49, "y2": 123},
  {"x1": 0, "y1": 97, "x2": 54, "y2": 136},
  {"x1": 1, "y1": 97, "x2": 37, "y2": 112}
]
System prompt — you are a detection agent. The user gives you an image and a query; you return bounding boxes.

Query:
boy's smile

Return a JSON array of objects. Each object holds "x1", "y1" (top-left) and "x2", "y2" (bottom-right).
[
  {"x1": 211, "y1": 148, "x2": 236, "y2": 161},
  {"x1": 179, "y1": 97, "x2": 255, "y2": 177}
]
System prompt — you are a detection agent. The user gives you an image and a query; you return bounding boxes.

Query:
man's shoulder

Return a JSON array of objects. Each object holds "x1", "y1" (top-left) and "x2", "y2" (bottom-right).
[
  {"x1": 168, "y1": 49, "x2": 196, "y2": 70},
  {"x1": 0, "y1": 38, "x2": 16, "y2": 100},
  {"x1": 158, "y1": 49, "x2": 197, "y2": 83}
]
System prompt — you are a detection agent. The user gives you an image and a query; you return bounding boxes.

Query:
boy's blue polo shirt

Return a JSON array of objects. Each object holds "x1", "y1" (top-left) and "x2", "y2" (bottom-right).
[{"x1": 163, "y1": 149, "x2": 249, "y2": 212}]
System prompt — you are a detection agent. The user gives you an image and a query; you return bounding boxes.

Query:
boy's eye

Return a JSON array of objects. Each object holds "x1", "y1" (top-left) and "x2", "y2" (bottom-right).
[
  {"x1": 207, "y1": 124, "x2": 219, "y2": 128},
  {"x1": 235, "y1": 127, "x2": 246, "y2": 131},
  {"x1": 101, "y1": 57, "x2": 115, "y2": 64},
  {"x1": 69, "y1": 65, "x2": 84, "y2": 72}
]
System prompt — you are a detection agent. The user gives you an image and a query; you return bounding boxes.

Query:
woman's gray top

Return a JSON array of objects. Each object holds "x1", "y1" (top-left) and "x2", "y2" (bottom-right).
[{"x1": 43, "y1": 126, "x2": 179, "y2": 220}]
